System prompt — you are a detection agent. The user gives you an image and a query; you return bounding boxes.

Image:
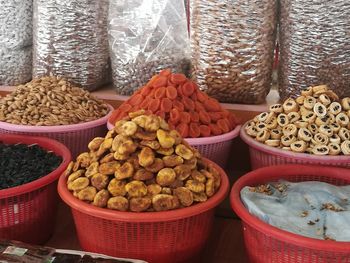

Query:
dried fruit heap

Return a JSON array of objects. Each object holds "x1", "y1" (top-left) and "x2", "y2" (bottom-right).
[
  {"x1": 64, "y1": 111, "x2": 221, "y2": 212},
  {"x1": 110, "y1": 69, "x2": 237, "y2": 138},
  {"x1": 245, "y1": 85, "x2": 350, "y2": 155}
]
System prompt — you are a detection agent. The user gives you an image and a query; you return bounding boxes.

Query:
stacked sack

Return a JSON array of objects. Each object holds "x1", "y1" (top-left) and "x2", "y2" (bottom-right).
[{"x1": 0, "y1": 0, "x2": 32, "y2": 85}]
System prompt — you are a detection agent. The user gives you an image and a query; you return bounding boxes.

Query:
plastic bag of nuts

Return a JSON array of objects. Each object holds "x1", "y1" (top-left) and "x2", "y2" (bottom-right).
[
  {"x1": 32, "y1": 0, "x2": 110, "y2": 91},
  {"x1": 278, "y1": 0, "x2": 350, "y2": 99},
  {"x1": 108, "y1": 0, "x2": 191, "y2": 95},
  {"x1": 64, "y1": 111, "x2": 221, "y2": 212},
  {"x1": 0, "y1": 0, "x2": 33, "y2": 85},
  {"x1": 190, "y1": 0, "x2": 277, "y2": 104}
]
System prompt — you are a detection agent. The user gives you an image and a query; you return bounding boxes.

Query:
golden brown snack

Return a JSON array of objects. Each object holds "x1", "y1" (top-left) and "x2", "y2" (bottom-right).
[
  {"x1": 157, "y1": 129, "x2": 175, "y2": 148},
  {"x1": 192, "y1": 192, "x2": 208, "y2": 202},
  {"x1": 125, "y1": 181, "x2": 148, "y2": 198},
  {"x1": 93, "y1": 189, "x2": 110, "y2": 208},
  {"x1": 100, "y1": 153, "x2": 115, "y2": 164},
  {"x1": 68, "y1": 177, "x2": 90, "y2": 191},
  {"x1": 140, "y1": 140, "x2": 160, "y2": 150},
  {"x1": 161, "y1": 187, "x2": 172, "y2": 195},
  {"x1": 133, "y1": 169, "x2": 154, "y2": 181},
  {"x1": 156, "y1": 168, "x2": 176, "y2": 186},
  {"x1": 147, "y1": 184, "x2": 162, "y2": 196},
  {"x1": 75, "y1": 152, "x2": 91, "y2": 168},
  {"x1": 169, "y1": 130, "x2": 182, "y2": 145},
  {"x1": 156, "y1": 147, "x2": 174, "y2": 156},
  {"x1": 185, "y1": 180, "x2": 205, "y2": 193},
  {"x1": 152, "y1": 194, "x2": 180, "y2": 211},
  {"x1": 174, "y1": 164, "x2": 192, "y2": 181},
  {"x1": 99, "y1": 161, "x2": 120, "y2": 175},
  {"x1": 173, "y1": 187, "x2": 193, "y2": 207},
  {"x1": 134, "y1": 130, "x2": 157, "y2": 141},
  {"x1": 108, "y1": 178, "x2": 127, "y2": 197},
  {"x1": 107, "y1": 196, "x2": 129, "y2": 211},
  {"x1": 96, "y1": 138, "x2": 113, "y2": 157},
  {"x1": 163, "y1": 155, "x2": 184, "y2": 167},
  {"x1": 67, "y1": 169, "x2": 85, "y2": 183},
  {"x1": 91, "y1": 173, "x2": 110, "y2": 191},
  {"x1": 88, "y1": 137, "x2": 105, "y2": 151},
  {"x1": 129, "y1": 197, "x2": 152, "y2": 212},
  {"x1": 191, "y1": 170, "x2": 207, "y2": 183},
  {"x1": 175, "y1": 144, "x2": 194, "y2": 160},
  {"x1": 77, "y1": 186, "x2": 97, "y2": 202},
  {"x1": 138, "y1": 147, "x2": 155, "y2": 167},
  {"x1": 115, "y1": 162, "x2": 134, "y2": 180},
  {"x1": 145, "y1": 158, "x2": 164, "y2": 173}
]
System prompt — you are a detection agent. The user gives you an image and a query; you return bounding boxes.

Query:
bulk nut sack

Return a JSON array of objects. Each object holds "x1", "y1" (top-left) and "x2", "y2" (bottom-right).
[
  {"x1": 108, "y1": 0, "x2": 191, "y2": 95},
  {"x1": 190, "y1": 0, "x2": 277, "y2": 104},
  {"x1": 0, "y1": 0, "x2": 32, "y2": 85},
  {"x1": 279, "y1": 0, "x2": 350, "y2": 99},
  {"x1": 32, "y1": 0, "x2": 110, "y2": 91}
]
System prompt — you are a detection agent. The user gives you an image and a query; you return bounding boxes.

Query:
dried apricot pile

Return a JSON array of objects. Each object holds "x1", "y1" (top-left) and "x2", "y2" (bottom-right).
[
  {"x1": 109, "y1": 69, "x2": 237, "y2": 138},
  {"x1": 64, "y1": 111, "x2": 222, "y2": 212}
]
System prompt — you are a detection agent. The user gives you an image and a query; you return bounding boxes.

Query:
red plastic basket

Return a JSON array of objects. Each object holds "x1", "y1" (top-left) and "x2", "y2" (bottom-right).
[
  {"x1": 0, "y1": 134, "x2": 71, "y2": 244},
  {"x1": 0, "y1": 105, "x2": 113, "y2": 158},
  {"x1": 240, "y1": 123, "x2": 350, "y2": 169},
  {"x1": 108, "y1": 120, "x2": 240, "y2": 168},
  {"x1": 58, "y1": 159, "x2": 229, "y2": 263},
  {"x1": 230, "y1": 164, "x2": 350, "y2": 263}
]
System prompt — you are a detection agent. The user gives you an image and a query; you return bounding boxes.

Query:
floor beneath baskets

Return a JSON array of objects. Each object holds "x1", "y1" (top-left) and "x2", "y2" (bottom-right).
[{"x1": 47, "y1": 202, "x2": 248, "y2": 263}]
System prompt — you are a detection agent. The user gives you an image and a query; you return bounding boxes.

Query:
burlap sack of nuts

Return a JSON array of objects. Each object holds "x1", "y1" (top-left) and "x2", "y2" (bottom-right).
[
  {"x1": 190, "y1": 0, "x2": 277, "y2": 104},
  {"x1": 0, "y1": 0, "x2": 32, "y2": 85},
  {"x1": 278, "y1": 0, "x2": 350, "y2": 99},
  {"x1": 32, "y1": 0, "x2": 110, "y2": 91},
  {"x1": 108, "y1": 0, "x2": 190, "y2": 95}
]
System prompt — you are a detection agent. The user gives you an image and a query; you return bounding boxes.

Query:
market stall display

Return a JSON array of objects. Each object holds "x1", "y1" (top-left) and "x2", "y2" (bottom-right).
[
  {"x1": 0, "y1": 76, "x2": 112, "y2": 157},
  {"x1": 58, "y1": 112, "x2": 229, "y2": 262},
  {"x1": 108, "y1": 69, "x2": 240, "y2": 167},
  {"x1": 231, "y1": 165, "x2": 350, "y2": 263},
  {"x1": 0, "y1": 134, "x2": 71, "y2": 244},
  {"x1": 0, "y1": 0, "x2": 32, "y2": 85},
  {"x1": 241, "y1": 85, "x2": 350, "y2": 168},
  {"x1": 190, "y1": 0, "x2": 277, "y2": 104},
  {"x1": 278, "y1": 0, "x2": 350, "y2": 99},
  {"x1": 108, "y1": 0, "x2": 190, "y2": 95},
  {"x1": 32, "y1": 0, "x2": 110, "y2": 91}
]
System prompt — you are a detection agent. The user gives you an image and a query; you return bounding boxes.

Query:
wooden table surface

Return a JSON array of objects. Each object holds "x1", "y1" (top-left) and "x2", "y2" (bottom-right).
[{"x1": 46, "y1": 202, "x2": 249, "y2": 263}]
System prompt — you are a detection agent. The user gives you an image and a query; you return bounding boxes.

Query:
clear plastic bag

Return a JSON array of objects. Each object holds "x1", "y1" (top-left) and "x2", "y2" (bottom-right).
[
  {"x1": 108, "y1": 0, "x2": 190, "y2": 95},
  {"x1": 0, "y1": 47, "x2": 32, "y2": 86},
  {"x1": 32, "y1": 0, "x2": 110, "y2": 91},
  {"x1": 279, "y1": 0, "x2": 350, "y2": 99},
  {"x1": 190, "y1": 0, "x2": 277, "y2": 104},
  {"x1": 0, "y1": 0, "x2": 32, "y2": 85}
]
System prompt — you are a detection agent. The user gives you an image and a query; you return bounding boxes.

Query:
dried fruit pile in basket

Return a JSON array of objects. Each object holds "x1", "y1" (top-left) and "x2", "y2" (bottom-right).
[
  {"x1": 0, "y1": 76, "x2": 109, "y2": 126},
  {"x1": 110, "y1": 69, "x2": 237, "y2": 138},
  {"x1": 0, "y1": 143, "x2": 62, "y2": 189},
  {"x1": 64, "y1": 111, "x2": 221, "y2": 212},
  {"x1": 245, "y1": 85, "x2": 350, "y2": 155}
]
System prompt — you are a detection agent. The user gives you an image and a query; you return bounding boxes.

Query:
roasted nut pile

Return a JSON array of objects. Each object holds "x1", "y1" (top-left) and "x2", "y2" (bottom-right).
[
  {"x1": 110, "y1": 69, "x2": 237, "y2": 138},
  {"x1": 190, "y1": 0, "x2": 277, "y2": 104},
  {"x1": 64, "y1": 112, "x2": 221, "y2": 212},
  {"x1": 0, "y1": 76, "x2": 109, "y2": 126},
  {"x1": 245, "y1": 85, "x2": 350, "y2": 155}
]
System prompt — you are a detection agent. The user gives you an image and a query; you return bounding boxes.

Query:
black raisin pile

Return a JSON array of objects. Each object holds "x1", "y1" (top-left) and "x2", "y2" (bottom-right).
[{"x1": 0, "y1": 143, "x2": 62, "y2": 190}]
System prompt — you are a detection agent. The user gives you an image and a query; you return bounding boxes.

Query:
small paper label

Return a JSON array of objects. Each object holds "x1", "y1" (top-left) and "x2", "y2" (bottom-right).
[{"x1": 3, "y1": 246, "x2": 28, "y2": 256}]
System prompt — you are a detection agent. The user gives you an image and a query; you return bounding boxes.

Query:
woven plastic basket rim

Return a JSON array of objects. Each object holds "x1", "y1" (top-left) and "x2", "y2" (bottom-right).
[
  {"x1": 230, "y1": 164, "x2": 350, "y2": 252},
  {"x1": 108, "y1": 119, "x2": 240, "y2": 145},
  {"x1": 0, "y1": 134, "x2": 71, "y2": 199},
  {"x1": 240, "y1": 122, "x2": 350, "y2": 162},
  {"x1": 0, "y1": 104, "x2": 113, "y2": 133},
  {"x1": 58, "y1": 158, "x2": 229, "y2": 223}
]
